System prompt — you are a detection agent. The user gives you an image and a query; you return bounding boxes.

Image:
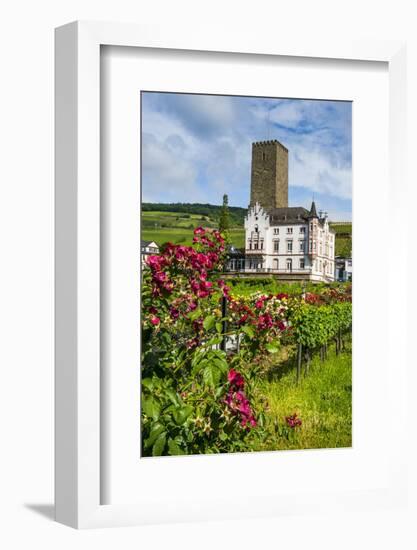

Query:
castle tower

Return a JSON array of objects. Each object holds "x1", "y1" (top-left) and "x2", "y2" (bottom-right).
[{"x1": 250, "y1": 140, "x2": 288, "y2": 209}]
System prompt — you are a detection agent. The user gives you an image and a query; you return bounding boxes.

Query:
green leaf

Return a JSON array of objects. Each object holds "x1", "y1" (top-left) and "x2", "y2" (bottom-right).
[
  {"x1": 203, "y1": 364, "x2": 221, "y2": 387},
  {"x1": 189, "y1": 308, "x2": 202, "y2": 321},
  {"x1": 265, "y1": 341, "x2": 280, "y2": 353},
  {"x1": 144, "y1": 422, "x2": 165, "y2": 449},
  {"x1": 215, "y1": 322, "x2": 223, "y2": 334},
  {"x1": 212, "y1": 356, "x2": 228, "y2": 373},
  {"x1": 152, "y1": 432, "x2": 167, "y2": 456},
  {"x1": 242, "y1": 325, "x2": 255, "y2": 339},
  {"x1": 142, "y1": 396, "x2": 160, "y2": 420},
  {"x1": 203, "y1": 315, "x2": 216, "y2": 331},
  {"x1": 167, "y1": 438, "x2": 185, "y2": 455},
  {"x1": 141, "y1": 378, "x2": 154, "y2": 391},
  {"x1": 205, "y1": 335, "x2": 223, "y2": 346},
  {"x1": 172, "y1": 405, "x2": 193, "y2": 426},
  {"x1": 165, "y1": 388, "x2": 181, "y2": 406}
]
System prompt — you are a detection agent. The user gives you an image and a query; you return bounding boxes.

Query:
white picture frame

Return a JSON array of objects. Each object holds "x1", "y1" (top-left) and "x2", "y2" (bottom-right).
[{"x1": 55, "y1": 21, "x2": 407, "y2": 529}]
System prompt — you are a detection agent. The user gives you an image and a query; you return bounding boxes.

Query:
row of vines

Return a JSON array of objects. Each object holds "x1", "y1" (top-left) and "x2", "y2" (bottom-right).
[{"x1": 141, "y1": 227, "x2": 352, "y2": 457}]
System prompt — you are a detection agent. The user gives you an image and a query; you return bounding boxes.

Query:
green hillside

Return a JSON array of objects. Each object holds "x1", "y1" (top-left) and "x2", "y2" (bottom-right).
[
  {"x1": 329, "y1": 222, "x2": 352, "y2": 257},
  {"x1": 141, "y1": 204, "x2": 245, "y2": 249},
  {"x1": 141, "y1": 204, "x2": 351, "y2": 257},
  {"x1": 142, "y1": 202, "x2": 247, "y2": 226}
]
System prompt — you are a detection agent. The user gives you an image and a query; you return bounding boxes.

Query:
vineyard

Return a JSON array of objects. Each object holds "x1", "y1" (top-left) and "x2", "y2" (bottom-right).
[{"x1": 141, "y1": 227, "x2": 352, "y2": 456}]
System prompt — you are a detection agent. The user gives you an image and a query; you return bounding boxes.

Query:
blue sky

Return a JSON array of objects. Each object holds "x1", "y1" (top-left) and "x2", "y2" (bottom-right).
[{"x1": 141, "y1": 92, "x2": 352, "y2": 221}]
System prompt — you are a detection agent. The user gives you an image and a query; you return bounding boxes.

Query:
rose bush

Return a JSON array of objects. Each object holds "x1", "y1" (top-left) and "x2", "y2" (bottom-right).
[{"x1": 141, "y1": 228, "x2": 287, "y2": 456}]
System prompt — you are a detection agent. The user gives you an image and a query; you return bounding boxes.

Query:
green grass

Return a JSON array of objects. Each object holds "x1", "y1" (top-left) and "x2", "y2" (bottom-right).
[
  {"x1": 142, "y1": 222, "x2": 245, "y2": 249},
  {"x1": 228, "y1": 278, "x2": 350, "y2": 298},
  {"x1": 335, "y1": 236, "x2": 352, "y2": 257},
  {"x1": 252, "y1": 342, "x2": 352, "y2": 451},
  {"x1": 142, "y1": 228, "x2": 195, "y2": 246},
  {"x1": 330, "y1": 222, "x2": 352, "y2": 257},
  {"x1": 329, "y1": 223, "x2": 352, "y2": 235}
]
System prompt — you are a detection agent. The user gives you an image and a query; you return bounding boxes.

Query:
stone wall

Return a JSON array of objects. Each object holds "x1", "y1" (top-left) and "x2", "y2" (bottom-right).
[{"x1": 249, "y1": 140, "x2": 288, "y2": 209}]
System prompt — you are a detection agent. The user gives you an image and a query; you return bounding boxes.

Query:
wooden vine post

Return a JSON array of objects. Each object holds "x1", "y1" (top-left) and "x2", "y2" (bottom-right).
[
  {"x1": 296, "y1": 342, "x2": 302, "y2": 383},
  {"x1": 220, "y1": 294, "x2": 228, "y2": 352}
]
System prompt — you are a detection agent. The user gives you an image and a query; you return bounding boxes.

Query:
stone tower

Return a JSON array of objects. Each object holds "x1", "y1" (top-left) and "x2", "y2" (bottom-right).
[{"x1": 250, "y1": 140, "x2": 288, "y2": 209}]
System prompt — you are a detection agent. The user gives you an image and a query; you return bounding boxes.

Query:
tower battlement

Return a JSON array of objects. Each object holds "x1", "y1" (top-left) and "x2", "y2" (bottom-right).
[
  {"x1": 252, "y1": 139, "x2": 288, "y2": 151},
  {"x1": 250, "y1": 140, "x2": 288, "y2": 209}
]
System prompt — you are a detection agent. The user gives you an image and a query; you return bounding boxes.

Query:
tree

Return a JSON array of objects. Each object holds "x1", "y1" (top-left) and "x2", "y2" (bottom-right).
[{"x1": 219, "y1": 194, "x2": 230, "y2": 236}]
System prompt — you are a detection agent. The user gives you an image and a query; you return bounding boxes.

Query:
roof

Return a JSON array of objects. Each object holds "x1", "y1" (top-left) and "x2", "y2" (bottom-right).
[
  {"x1": 267, "y1": 207, "x2": 310, "y2": 225},
  {"x1": 141, "y1": 240, "x2": 158, "y2": 248},
  {"x1": 308, "y1": 201, "x2": 318, "y2": 218}
]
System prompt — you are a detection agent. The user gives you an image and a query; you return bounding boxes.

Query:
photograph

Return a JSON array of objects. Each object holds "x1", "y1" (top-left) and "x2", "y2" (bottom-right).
[{"x1": 140, "y1": 91, "x2": 352, "y2": 457}]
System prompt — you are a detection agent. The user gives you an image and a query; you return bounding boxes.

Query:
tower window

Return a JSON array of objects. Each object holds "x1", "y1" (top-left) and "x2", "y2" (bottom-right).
[{"x1": 262, "y1": 152, "x2": 266, "y2": 161}]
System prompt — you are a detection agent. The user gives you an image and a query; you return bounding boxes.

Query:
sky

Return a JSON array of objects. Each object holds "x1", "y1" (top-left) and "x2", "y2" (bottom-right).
[{"x1": 141, "y1": 92, "x2": 352, "y2": 221}]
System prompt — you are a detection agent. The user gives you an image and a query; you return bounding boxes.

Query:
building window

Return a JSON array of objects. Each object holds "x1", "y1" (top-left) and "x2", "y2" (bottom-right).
[
  {"x1": 273, "y1": 228, "x2": 279, "y2": 235},
  {"x1": 299, "y1": 240, "x2": 305, "y2": 252},
  {"x1": 254, "y1": 224, "x2": 258, "y2": 233},
  {"x1": 287, "y1": 227, "x2": 293, "y2": 234},
  {"x1": 300, "y1": 259, "x2": 305, "y2": 269},
  {"x1": 310, "y1": 222, "x2": 313, "y2": 230},
  {"x1": 313, "y1": 242, "x2": 316, "y2": 251},
  {"x1": 260, "y1": 240, "x2": 264, "y2": 249},
  {"x1": 254, "y1": 242, "x2": 258, "y2": 250},
  {"x1": 273, "y1": 240, "x2": 279, "y2": 252},
  {"x1": 287, "y1": 240, "x2": 293, "y2": 253},
  {"x1": 300, "y1": 227, "x2": 306, "y2": 234},
  {"x1": 286, "y1": 258, "x2": 292, "y2": 271},
  {"x1": 273, "y1": 258, "x2": 279, "y2": 270},
  {"x1": 248, "y1": 241, "x2": 252, "y2": 250}
]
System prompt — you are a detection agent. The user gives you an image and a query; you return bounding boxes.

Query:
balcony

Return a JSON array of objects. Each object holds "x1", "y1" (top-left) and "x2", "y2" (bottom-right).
[{"x1": 245, "y1": 248, "x2": 264, "y2": 254}]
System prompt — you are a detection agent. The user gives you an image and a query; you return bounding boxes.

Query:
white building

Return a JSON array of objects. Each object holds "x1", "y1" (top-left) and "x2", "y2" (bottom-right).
[
  {"x1": 141, "y1": 240, "x2": 159, "y2": 268},
  {"x1": 335, "y1": 257, "x2": 352, "y2": 282},
  {"x1": 237, "y1": 139, "x2": 335, "y2": 282},
  {"x1": 244, "y1": 201, "x2": 335, "y2": 282}
]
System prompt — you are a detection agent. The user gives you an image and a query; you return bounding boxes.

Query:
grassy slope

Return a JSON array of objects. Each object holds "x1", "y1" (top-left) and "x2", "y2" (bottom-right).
[
  {"x1": 253, "y1": 342, "x2": 352, "y2": 451},
  {"x1": 330, "y1": 223, "x2": 352, "y2": 257},
  {"x1": 142, "y1": 207, "x2": 352, "y2": 256}
]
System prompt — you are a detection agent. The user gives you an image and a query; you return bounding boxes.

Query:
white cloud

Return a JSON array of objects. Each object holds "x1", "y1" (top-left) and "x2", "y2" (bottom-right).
[
  {"x1": 290, "y1": 147, "x2": 352, "y2": 200},
  {"x1": 141, "y1": 93, "x2": 352, "y2": 210},
  {"x1": 141, "y1": 135, "x2": 201, "y2": 202},
  {"x1": 269, "y1": 102, "x2": 305, "y2": 127}
]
